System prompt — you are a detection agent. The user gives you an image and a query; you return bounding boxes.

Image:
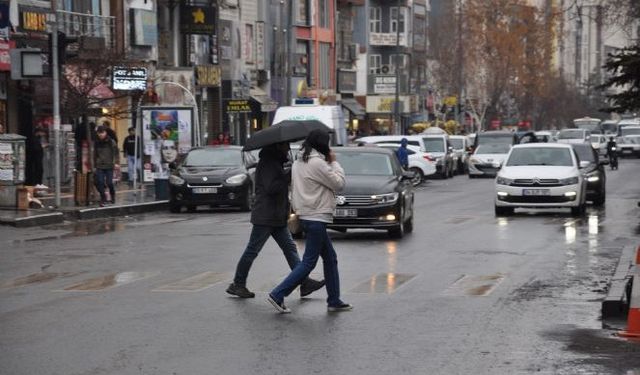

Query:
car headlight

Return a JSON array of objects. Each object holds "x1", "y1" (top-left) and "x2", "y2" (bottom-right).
[
  {"x1": 496, "y1": 176, "x2": 513, "y2": 185},
  {"x1": 559, "y1": 176, "x2": 579, "y2": 185},
  {"x1": 586, "y1": 174, "x2": 599, "y2": 182},
  {"x1": 225, "y1": 174, "x2": 248, "y2": 185},
  {"x1": 371, "y1": 192, "x2": 399, "y2": 204},
  {"x1": 169, "y1": 175, "x2": 185, "y2": 186}
]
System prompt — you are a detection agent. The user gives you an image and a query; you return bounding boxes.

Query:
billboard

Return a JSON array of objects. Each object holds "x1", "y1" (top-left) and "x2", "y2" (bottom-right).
[{"x1": 141, "y1": 107, "x2": 193, "y2": 181}]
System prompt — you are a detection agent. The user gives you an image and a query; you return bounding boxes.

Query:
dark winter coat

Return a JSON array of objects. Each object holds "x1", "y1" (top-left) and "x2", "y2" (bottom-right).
[
  {"x1": 250, "y1": 146, "x2": 291, "y2": 227},
  {"x1": 94, "y1": 138, "x2": 119, "y2": 170},
  {"x1": 122, "y1": 135, "x2": 141, "y2": 157}
]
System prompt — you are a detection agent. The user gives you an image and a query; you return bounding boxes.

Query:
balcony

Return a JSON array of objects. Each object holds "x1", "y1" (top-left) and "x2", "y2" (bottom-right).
[
  {"x1": 369, "y1": 32, "x2": 409, "y2": 47},
  {"x1": 368, "y1": 74, "x2": 409, "y2": 95},
  {"x1": 57, "y1": 11, "x2": 116, "y2": 49}
]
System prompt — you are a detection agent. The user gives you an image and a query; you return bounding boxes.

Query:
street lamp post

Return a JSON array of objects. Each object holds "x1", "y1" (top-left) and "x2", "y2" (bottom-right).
[
  {"x1": 394, "y1": 0, "x2": 401, "y2": 135},
  {"x1": 51, "y1": 2, "x2": 61, "y2": 207}
]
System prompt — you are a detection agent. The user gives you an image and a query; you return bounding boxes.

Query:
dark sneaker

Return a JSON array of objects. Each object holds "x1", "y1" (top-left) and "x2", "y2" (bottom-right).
[
  {"x1": 226, "y1": 283, "x2": 255, "y2": 298},
  {"x1": 267, "y1": 294, "x2": 291, "y2": 313},
  {"x1": 300, "y1": 278, "x2": 325, "y2": 297},
  {"x1": 328, "y1": 303, "x2": 353, "y2": 312}
]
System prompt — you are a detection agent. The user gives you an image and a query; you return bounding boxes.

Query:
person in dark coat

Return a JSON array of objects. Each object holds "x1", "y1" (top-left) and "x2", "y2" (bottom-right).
[
  {"x1": 396, "y1": 137, "x2": 409, "y2": 169},
  {"x1": 226, "y1": 142, "x2": 324, "y2": 298},
  {"x1": 26, "y1": 127, "x2": 47, "y2": 187},
  {"x1": 102, "y1": 120, "x2": 118, "y2": 143},
  {"x1": 94, "y1": 126, "x2": 119, "y2": 206}
]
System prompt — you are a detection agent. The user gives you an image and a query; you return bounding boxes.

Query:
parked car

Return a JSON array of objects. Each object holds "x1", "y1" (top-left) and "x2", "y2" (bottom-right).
[
  {"x1": 330, "y1": 147, "x2": 415, "y2": 238},
  {"x1": 616, "y1": 124, "x2": 640, "y2": 157},
  {"x1": 168, "y1": 146, "x2": 256, "y2": 213},
  {"x1": 556, "y1": 128, "x2": 591, "y2": 144},
  {"x1": 449, "y1": 135, "x2": 471, "y2": 174},
  {"x1": 356, "y1": 135, "x2": 456, "y2": 178},
  {"x1": 534, "y1": 131, "x2": 555, "y2": 143},
  {"x1": 473, "y1": 130, "x2": 519, "y2": 151},
  {"x1": 468, "y1": 143, "x2": 512, "y2": 178},
  {"x1": 494, "y1": 143, "x2": 587, "y2": 216},
  {"x1": 572, "y1": 143, "x2": 607, "y2": 206},
  {"x1": 375, "y1": 143, "x2": 437, "y2": 185}
]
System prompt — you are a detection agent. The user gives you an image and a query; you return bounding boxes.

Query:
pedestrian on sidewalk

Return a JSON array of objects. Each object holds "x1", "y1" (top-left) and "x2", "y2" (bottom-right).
[
  {"x1": 26, "y1": 127, "x2": 47, "y2": 189},
  {"x1": 396, "y1": 138, "x2": 409, "y2": 169},
  {"x1": 94, "y1": 126, "x2": 119, "y2": 206},
  {"x1": 227, "y1": 142, "x2": 325, "y2": 299},
  {"x1": 102, "y1": 120, "x2": 118, "y2": 144},
  {"x1": 267, "y1": 130, "x2": 352, "y2": 313},
  {"x1": 122, "y1": 127, "x2": 140, "y2": 186}
]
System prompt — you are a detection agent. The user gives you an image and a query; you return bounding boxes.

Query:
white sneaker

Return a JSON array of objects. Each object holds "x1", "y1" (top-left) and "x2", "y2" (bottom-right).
[{"x1": 35, "y1": 184, "x2": 49, "y2": 189}]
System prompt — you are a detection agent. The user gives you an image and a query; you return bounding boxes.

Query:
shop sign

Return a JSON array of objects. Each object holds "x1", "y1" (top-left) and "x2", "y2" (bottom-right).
[
  {"x1": 374, "y1": 76, "x2": 396, "y2": 94},
  {"x1": 225, "y1": 100, "x2": 252, "y2": 113},
  {"x1": 19, "y1": 8, "x2": 52, "y2": 33},
  {"x1": 367, "y1": 96, "x2": 413, "y2": 114},
  {"x1": 338, "y1": 70, "x2": 357, "y2": 93},
  {"x1": 195, "y1": 65, "x2": 221, "y2": 87},
  {"x1": 112, "y1": 66, "x2": 148, "y2": 91},
  {"x1": 180, "y1": 5, "x2": 216, "y2": 35},
  {"x1": 255, "y1": 22, "x2": 265, "y2": 70},
  {"x1": 0, "y1": 40, "x2": 15, "y2": 72}
]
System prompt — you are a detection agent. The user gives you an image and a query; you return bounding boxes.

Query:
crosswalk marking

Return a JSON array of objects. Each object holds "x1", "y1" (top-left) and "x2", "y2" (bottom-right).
[
  {"x1": 152, "y1": 271, "x2": 229, "y2": 292},
  {"x1": 59, "y1": 272, "x2": 156, "y2": 291},
  {"x1": 350, "y1": 273, "x2": 416, "y2": 294},
  {"x1": 442, "y1": 274, "x2": 505, "y2": 296}
]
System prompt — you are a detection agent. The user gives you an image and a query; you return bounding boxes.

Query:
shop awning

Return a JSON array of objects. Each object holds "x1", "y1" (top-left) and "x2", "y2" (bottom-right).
[
  {"x1": 341, "y1": 98, "x2": 366, "y2": 119},
  {"x1": 250, "y1": 88, "x2": 278, "y2": 113}
]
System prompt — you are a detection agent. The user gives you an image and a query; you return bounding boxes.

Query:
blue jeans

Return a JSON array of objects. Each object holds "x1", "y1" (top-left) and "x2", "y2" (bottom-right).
[
  {"x1": 126, "y1": 155, "x2": 140, "y2": 183},
  {"x1": 233, "y1": 225, "x2": 302, "y2": 287},
  {"x1": 94, "y1": 168, "x2": 115, "y2": 203},
  {"x1": 271, "y1": 220, "x2": 342, "y2": 307}
]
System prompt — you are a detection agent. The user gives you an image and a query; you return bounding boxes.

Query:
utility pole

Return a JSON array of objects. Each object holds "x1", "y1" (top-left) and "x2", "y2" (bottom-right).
[
  {"x1": 51, "y1": 0, "x2": 61, "y2": 207},
  {"x1": 394, "y1": 0, "x2": 401, "y2": 135},
  {"x1": 455, "y1": 0, "x2": 463, "y2": 130}
]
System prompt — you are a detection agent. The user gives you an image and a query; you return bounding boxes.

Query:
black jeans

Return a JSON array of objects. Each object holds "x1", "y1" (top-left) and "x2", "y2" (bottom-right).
[{"x1": 94, "y1": 168, "x2": 115, "y2": 203}]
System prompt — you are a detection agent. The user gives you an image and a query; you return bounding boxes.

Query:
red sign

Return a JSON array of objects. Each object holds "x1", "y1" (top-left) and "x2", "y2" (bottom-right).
[
  {"x1": 0, "y1": 40, "x2": 15, "y2": 71},
  {"x1": 490, "y1": 119, "x2": 501, "y2": 130}
]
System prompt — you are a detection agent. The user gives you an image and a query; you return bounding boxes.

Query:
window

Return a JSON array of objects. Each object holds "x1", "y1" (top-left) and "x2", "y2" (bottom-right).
[
  {"x1": 369, "y1": 55, "x2": 382, "y2": 74},
  {"x1": 244, "y1": 24, "x2": 254, "y2": 63},
  {"x1": 319, "y1": 43, "x2": 331, "y2": 88},
  {"x1": 390, "y1": 54, "x2": 407, "y2": 73},
  {"x1": 370, "y1": 7, "x2": 381, "y2": 33},
  {"x1": 297, "y1": 0, "x2": 309, "y2": 25},
  {"x1": 319, "y1": 0, "x2": 329, "y2": 28},
  {"x1": 390, "y1": 7, "x2": 406, "y2": 33}
]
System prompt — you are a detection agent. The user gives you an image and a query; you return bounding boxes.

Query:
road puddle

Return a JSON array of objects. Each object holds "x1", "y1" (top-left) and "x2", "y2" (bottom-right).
[
  {"x1": 350, "y1": 273, "x2": 416, "y2": 294},
  {"x1": 443, "y1": 274, "x2": 505, "y2": 296},
  {"x1": 60, "y1": 272, "x2": 155, "y2": 291},
  {"x1": 153, "y1": 271, "x2": 228, "y2": 292}
]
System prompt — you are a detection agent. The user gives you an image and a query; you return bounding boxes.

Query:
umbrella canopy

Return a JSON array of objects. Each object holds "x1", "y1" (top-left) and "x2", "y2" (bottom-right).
[{"x1": 242, "y1": 120, "x2": 332, "y2": 151}]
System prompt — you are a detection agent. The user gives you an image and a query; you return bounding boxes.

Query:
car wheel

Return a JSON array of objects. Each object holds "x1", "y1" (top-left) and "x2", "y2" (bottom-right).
[
  {"x1": 169, "y1": 202, "x2": 181, "y2": 213},
  {"x1": 240, "y1": 185, "x2": 254, "y2": 212},
  {"x1": 593, "y1": 186, "x2": 606, "y2": 206},
  {"x1": 404, "y1": 214, "x2": 413, "y2": 233},
  {"x1": 388, "y1": 206, "x2": 405, "y2": 238},
  {"x1": 186, "y1": 205, "x2": 196, "y2": 213},
  {"x1": 494, "y1": 205, "x2": 513, "y2": 216},
  {"x1": 409, "y1": 168, "x2": 424, "y2": 187},
  {"x1": 469, "y1": 174, "x2": 476, "y2": 179},
  {"x1": 457, "y1": 161, "x2": 465, "y2": 175}
]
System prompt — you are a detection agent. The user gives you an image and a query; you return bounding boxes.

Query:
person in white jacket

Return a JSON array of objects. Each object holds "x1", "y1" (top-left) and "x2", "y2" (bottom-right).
[{"x1": 268, "y1": 129, "x2": 353, "y2": 313}]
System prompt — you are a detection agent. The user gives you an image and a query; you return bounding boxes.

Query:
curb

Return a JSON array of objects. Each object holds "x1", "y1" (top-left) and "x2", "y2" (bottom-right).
[
  {"x1": 0, "y1": 212, "x2": 65, "y2": 228},
  {"x1": 602, "y1": 245, "x2": 635, "y2": 320}
]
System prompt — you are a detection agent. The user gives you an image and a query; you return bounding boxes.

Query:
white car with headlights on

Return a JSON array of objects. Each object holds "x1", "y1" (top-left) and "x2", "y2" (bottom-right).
[
  {"x1": 494, "y1": 143, "x2": 587, "y2": 216},
  {"x1": 468, "y1": 143, "x2": 511, "y2": 178}
]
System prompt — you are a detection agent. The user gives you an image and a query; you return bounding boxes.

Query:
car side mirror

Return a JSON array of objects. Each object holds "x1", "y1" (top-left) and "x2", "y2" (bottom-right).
[
  {"x1": 579, "y1": 161, "x2": 590, "y2": 169},
  {"x1": 448, "y1": 146, "x2": 454, "y2": 153},
  {"x1": 599, "y1": 159, "x2": 609, "y2": 166},
  {"x1": 402, "y1": 170, "x2": 415, "y2": 180}
]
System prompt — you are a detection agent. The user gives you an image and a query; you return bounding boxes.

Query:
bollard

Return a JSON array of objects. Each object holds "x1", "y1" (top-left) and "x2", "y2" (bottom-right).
[{"x1": 619, "y1": 245, "x2": 640, "y2": 338}]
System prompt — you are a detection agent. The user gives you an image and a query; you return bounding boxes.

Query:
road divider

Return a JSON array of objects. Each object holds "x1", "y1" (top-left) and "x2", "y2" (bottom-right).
[{"x1": 619, "y1": 245, "x2": 640, "y2": 338}]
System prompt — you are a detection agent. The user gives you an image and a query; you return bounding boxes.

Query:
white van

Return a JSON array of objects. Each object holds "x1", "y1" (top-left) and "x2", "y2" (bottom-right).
[{"x1": 272, "y1": 105, "x2": 347, "y2": 146}]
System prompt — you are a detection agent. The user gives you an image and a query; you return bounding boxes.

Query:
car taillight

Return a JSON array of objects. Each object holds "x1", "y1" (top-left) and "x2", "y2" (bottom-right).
[{"x1": 423, "y1": 154, "x2": 435, "y2": 162}]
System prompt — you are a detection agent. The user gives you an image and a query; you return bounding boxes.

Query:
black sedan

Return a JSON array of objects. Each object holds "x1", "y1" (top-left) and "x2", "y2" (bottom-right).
[
  {"x1": 572, "y1": 143, "x2": 607, "y2": 206},
  {"x1": 330, "y1": 147, "x2": 415, "y2": 238},
  {"x1": 168, "y1": 146, "x2": 256, "y2": 213}
]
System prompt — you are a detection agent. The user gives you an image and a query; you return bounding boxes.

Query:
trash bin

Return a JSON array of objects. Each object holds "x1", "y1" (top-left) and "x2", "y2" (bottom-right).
[
  {"x1": 74, "y1": 171, "x2": 93, "y2": 206},
  {"x1": 154, "y1": 178, "x2": 169, "y2": 200}
]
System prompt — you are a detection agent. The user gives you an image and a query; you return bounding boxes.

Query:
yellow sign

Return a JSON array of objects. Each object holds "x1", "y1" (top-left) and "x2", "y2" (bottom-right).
[
  {"x1": 378, "y1": 98, "x2": 396, "y2": 112},
  {"x1": 21, "y1": 11, "x2": 48, "y2": 32},
  {"x1": 297, "y1": 80, "x2": 308, "y2": 97},
  {"x1": 192, "y1": 8, "x2": 205, "y2": 24},
  {"x1": 444, "y1": 96, "x2": 458, "y2": 107},
  {"x1": 195, "y1": 65, "x2": 221, "y2": 87},
  {"x1": 226, "y1": 100, "x2": 252, "y2": 113}
]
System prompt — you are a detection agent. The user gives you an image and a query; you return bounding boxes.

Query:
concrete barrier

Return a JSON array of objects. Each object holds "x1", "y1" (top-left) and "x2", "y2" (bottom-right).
[{"x1": 619, "y1": 245, "x2": 640, "y2": 338}]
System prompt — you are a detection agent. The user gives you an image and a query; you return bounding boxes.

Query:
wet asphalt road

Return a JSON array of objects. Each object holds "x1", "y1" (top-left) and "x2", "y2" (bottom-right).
[{"x1": 1, "y1": 160, "x2": 639, "y2": 375}]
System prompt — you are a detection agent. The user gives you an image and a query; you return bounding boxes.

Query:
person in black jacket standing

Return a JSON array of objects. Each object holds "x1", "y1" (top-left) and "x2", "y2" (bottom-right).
[
  {"x1": 226, "y1": 142, "x2": 324, "y2": 298},
  {"x1": 94, "y1": 126, "x2": 119, "y2": 206}
]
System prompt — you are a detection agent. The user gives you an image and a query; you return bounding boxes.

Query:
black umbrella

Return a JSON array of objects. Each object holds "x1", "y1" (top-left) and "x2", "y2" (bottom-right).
[{"x1": 242, "y1": 120, "x2": 332, "y2": 151}]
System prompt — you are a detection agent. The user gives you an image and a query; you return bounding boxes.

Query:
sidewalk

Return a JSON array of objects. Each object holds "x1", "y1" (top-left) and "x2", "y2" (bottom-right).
[{"x1": 0, "y1": 183, "x2": 168, "y2": 227}]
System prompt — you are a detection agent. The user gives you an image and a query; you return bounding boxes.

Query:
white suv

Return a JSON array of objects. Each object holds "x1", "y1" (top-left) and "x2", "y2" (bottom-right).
[
  {"x1": 495, "y1": 143, "x2": 587, "y2": 216},
  {"x1": 617, "y1": 124, "x2": 640, "y2": 157}
]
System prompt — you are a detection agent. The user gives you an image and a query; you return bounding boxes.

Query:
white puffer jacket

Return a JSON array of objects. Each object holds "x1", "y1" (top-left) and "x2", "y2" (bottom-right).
[{"x1": 291, "y1": 150, "x2": 345, "y2": 221}]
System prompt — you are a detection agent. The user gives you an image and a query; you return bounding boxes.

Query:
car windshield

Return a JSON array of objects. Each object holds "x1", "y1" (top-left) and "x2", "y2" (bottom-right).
[
  {"x1": 573, "y1": 146, "x2": 596, "y2": 163},
  {"x1": 477, "y1": 133, "x2": 514, "y2": 144},
  {"x1": 184, "y1": 148, "x2": 242, "y2": 167},
  {"x1": 449, "y1": 138, "x2": 464, "y2": 149},
  {"x1": 506, "y1": 147, "x2": 574, "y2": 167},
  {"x1": 422, "y1": 138, "x2": 445, "y2": 152},
  {"x1": 475, "y1": 144, "x2": 511, "y2": 154},
  {"x1": 335, "y1": 152, "x2": 394, "y2": 176},
  {"x1": 621, "y1": 128, "x2": 640, "y2": 136},
  {"x1": 558, "y1": 129, "x2": 584, "y2": 139}
]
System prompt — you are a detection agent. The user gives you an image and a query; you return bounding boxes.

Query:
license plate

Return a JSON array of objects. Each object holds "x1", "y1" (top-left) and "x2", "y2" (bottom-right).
[
  {"x1": 192, "y1": 187, "x2": 217, "y2": 194},
  {"x1": 622, "y1": 149, "x2": 632, "y2": 154},
  {"x1": 523, "y1": 189, "x2": 550, "y2": 196},
  {"x1": 334, "y1": 208, "x2": 357, "y2": 217}
]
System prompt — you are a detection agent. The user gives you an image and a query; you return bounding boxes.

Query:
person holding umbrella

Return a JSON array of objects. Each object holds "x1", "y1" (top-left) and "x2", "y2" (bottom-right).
[
  {"x1": 267, "y1": 129, "x2": 352, "y2": 313},
  {"x1": 226, "y1": 141, "x2": 325, "y2": 299}
]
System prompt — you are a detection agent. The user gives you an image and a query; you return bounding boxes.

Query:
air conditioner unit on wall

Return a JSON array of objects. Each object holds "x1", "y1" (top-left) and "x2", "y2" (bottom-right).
[
  {"x1": 380, "y1": 64, "x2": 391, "y2": 74},
  {"x1": 349, "y1": 43, "x2": 359, "y2": 60}
]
